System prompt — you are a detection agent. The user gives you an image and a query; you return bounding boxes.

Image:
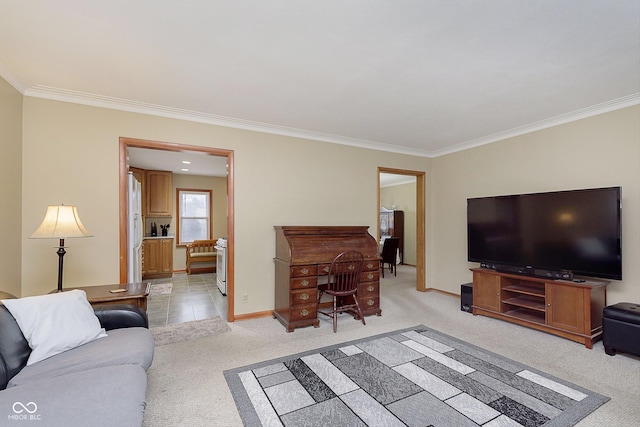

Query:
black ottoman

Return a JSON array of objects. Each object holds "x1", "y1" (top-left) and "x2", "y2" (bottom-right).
[{"x1": 602, "y1": 302, "x2": 640, "y2": 357}]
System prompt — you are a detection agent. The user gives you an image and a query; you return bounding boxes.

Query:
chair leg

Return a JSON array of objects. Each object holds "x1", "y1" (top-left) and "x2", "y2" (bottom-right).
[
  {"x1": 393, "y1": 261, "x2": 396, "y2": 276},
  {"x1": 332, "y1": 296, "x2": 338, "y2": 333},
  {"x1": 353, "y1": 297, "x2": 366, "y2": 326}
]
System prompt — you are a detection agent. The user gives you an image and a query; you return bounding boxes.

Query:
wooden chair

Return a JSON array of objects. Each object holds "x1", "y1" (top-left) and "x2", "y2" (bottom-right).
[
  {"x1": 380, "y1": 237, "x2": 400, "y2": 278},
  {"x1": 317, "y1": 251, "x2": 366, "y2": 333},
  {"x1": 185, "y1": 240, "x2": 217, "y2": 274}
]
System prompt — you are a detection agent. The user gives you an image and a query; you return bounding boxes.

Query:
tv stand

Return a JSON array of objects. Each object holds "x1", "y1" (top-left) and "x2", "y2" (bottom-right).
[{"x1": 471, "y1": 268, "x2": 608, "y2": 348}]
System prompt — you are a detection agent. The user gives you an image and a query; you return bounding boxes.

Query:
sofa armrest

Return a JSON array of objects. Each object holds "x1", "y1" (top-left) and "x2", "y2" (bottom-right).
[{"x1": 94, "y1": 304, "x2": 149, "y2": 330}]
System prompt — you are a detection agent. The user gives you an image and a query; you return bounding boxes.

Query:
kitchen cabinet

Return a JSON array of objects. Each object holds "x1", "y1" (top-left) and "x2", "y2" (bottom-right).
[
  {"x1": 145, "y1": 170, "x2": 173, "y2": 216},
  {"x1": 142, "y1": 238, "x2": 174, "y2": 279}
]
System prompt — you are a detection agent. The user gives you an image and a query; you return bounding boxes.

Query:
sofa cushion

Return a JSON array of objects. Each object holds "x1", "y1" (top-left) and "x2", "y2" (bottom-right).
[
  {"x1": 8, "y1": 327, "x2": 154, "y2": 388},
  {"x1": 0, "y1": 305, "x2": 31, "y2": 390},
  {"x1": 190, "y1": 251, "x2": 216, "y2": 258},
  {"x1": 1, "y1": 290, "x2": 107, "y2": 366},
  {"x1": 0, "y1": 364, "x2": 147, "y2": 427}
]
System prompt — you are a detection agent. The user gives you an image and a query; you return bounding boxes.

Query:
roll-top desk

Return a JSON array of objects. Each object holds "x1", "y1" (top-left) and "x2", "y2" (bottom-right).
[{"x1": 274, "y1": 226, "x2": 382, "y2": 332}]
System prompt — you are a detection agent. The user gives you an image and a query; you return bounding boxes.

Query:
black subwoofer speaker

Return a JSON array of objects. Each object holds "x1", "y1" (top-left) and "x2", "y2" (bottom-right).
[{"x1": 461, "y1": 283, "x2": 473, "y2": 312}]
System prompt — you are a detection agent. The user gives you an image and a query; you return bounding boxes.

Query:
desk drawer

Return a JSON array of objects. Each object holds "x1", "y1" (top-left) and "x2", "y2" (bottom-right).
[
  {"x1": 291, "y1": 288, "x2": 317, "y2": 305},
  {"x1": 319, "y1": 261, "x2": 378, "y2": 276},
  {"x1": 291, "y1": 276, "x2": 317, "y2": 290},
  {"x1": 291, "y1": 265, "x2": 317, "y2": 277},
  {"x1": 359, "y1": 282, "x2": 379, "y2": 299},
  {"x1": 290, "y1": 304, "x2": 317, "y2": 322},
  {"x1": 318, "y1": 264, "x2": 331, "y2": 275},
  {"x1": 361, "y1": 296, "x2": 379, "y2": 312},
  {"x1": 363, "y1": 260, "x2": 379, "y2": 271},
  {"x1": 361, "y1": 270, "x2": 379, "y2": 283}
]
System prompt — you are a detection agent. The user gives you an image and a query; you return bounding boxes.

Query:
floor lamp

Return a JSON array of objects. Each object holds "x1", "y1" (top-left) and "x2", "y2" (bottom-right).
[{"x1": 31, "y1": 205, "x2": 93, "y2": 292}]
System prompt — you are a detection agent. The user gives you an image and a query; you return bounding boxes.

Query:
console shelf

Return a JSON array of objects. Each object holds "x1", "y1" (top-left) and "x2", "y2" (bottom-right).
[
  {"x1": 503, "y1": 296, "x2": 546, "y2": 312},
  {"x1": 502, "y1": 283, "x2": 544, "y2": 297},
  {"x1": 471, "y1": 268, "x2": 608, "y2": 348},
  {"x1": 503, "y1": 308, "x2": 546, "y2": 325}
]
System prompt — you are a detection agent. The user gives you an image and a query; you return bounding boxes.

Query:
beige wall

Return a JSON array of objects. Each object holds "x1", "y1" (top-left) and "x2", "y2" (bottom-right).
[
  {"x1": 19, "y1": 97, "x2": 429, "y2": 316},
  {"x1": 0, "y1": 77, "x2": 22, "y2": 296},
  {"x1": 5, "y1": 81, "x2": 638, "y2": 313},
  {"x1": 380, "y1": 182, "x2": 417, "y2": 265},
  {"x1": 431, "y1": 105, "x2": 640, "y2": 305}
]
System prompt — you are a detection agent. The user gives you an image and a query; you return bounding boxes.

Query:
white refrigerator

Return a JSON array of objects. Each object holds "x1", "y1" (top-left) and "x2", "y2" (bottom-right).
[{"x1": 127, "y1": 172, "x2": 143, "y2": 283}]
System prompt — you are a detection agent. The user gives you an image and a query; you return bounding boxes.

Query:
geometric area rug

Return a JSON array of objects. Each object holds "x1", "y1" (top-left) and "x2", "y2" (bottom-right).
[{"x1": 224, "y1": 325, "x2": 609, "y2": 427}]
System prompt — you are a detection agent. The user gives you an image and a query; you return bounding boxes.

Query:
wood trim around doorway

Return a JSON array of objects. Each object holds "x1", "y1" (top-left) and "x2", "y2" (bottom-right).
[
  {"x1": 377, "y1": 167, "x2": 426, "y2": 292},
  {"x1": 118, "y1": 137, "x2": 236, "y2": 321}
]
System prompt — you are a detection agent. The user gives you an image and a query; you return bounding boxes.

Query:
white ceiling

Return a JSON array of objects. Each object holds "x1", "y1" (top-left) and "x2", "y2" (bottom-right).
[
  {"x1": 127, "y1": 147, "x2": 227, "y2": 177},
  {"x1": 1, "y1": 1, "x2": 638, "y2": 158},
  {"x1": 380, "y1": 173, "x2": 416, "y2": 188}
]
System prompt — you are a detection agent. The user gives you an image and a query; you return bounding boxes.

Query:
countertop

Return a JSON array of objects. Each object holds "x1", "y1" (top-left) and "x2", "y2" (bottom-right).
[{"x1": 143, "y1": 235, "x2": 175, "y2": 240}]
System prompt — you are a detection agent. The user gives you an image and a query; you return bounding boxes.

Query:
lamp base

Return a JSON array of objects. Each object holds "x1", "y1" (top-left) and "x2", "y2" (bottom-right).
[{"x1": 57, "y1": 239, "x2": 66, "y2": 293}]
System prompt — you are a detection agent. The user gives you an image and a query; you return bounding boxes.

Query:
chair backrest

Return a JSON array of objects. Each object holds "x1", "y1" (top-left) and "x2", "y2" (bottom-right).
[
  {"x1": 381, "y1": 237, "x2": 400, "y2": 262},
  {"x1": 327, "y1": 251, "x2": 364, "y2": 295},
  {"x1": 188, "y1": 240, "x2": 216, "y2": 254}
]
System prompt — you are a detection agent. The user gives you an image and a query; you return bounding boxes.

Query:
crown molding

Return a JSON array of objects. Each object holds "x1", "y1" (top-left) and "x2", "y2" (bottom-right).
[
  {"x1": 23, "y1": 85, "x2": 435, "y2": 158},
  {"x1": 431, "y1": 93, "x2": 640, "y2": 157},
  {"x1": 22, "y1": 85, "x2": 639, "y2": 159}
]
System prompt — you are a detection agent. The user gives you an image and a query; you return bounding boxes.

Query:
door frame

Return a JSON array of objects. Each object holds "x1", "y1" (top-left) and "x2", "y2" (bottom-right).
[
  {"x1": 377, "y1": 167, "x2": 426, "y2": 291},
  {"x1": 118, "y1": 137, "x2": 236, "y2": 321}
]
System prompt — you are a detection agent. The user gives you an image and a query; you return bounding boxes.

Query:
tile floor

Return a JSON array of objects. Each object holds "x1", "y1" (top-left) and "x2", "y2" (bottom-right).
[
  {"x1": 146, "y1": 265, "x2": 413, "y2": 328},
  {"x1": 146, "y1": 272, "x2": 228, "y2": 328}
]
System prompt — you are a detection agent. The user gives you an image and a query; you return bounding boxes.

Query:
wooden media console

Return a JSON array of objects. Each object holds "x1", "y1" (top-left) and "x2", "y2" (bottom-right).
[{"x1": 471, "y1": 268, "x2": 608, "y2": 348}]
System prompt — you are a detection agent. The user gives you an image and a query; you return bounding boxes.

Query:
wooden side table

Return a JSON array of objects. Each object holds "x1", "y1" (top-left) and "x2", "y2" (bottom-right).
[{"x1": 63, "y1": 283, "x2": 150, "y2": 311}]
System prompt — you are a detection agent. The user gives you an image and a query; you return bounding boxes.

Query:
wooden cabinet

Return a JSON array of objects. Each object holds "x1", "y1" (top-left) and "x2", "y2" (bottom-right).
[
  {"x1": 74, "y1": 283, "x2": 150, "y2": 311},
  {"x1": 546, "y1": 283, "x2": 586, "y2": 334},
  {"x1": 473, "y1": 272, "x2": 502, "y2": 312},
  {"x1": 380, "y1": 210, "x2": 404, "y2": 264},
  {"x1": 145, "y1": 170, "x2": 173, "y2": 216},
  {"x1": 142, "y1": 238, "x2": 174, "y2": 279},
  {"x1": 358, "y1": 260, "x2": 380, "y2": 316},
  {"x1": 274, "y1": 226, "x2": 381, "y2": 332},
  {"x1": 471, "y1": 268, "x2": 608, "y2": 348}
]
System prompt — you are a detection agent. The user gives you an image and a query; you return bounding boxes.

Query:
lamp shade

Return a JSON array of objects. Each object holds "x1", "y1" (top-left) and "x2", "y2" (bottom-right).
[{"x1": 30, "y1": 205, "x2": 93, "y2": 239}]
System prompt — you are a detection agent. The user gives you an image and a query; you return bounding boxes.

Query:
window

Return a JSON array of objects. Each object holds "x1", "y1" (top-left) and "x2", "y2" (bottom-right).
[{"x1": 177, "y1": 189, "x2": 212, "y2": 245}]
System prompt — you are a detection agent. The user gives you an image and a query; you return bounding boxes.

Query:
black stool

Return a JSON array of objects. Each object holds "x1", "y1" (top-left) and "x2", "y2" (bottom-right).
[{"x1": 602, "y1": 302, "x2": 640, "y2": 357}]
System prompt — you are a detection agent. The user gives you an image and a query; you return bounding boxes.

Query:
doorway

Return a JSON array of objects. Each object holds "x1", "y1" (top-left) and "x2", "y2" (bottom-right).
[
  {"x1": 378, "y1": 167, "x2": 426, "y2": 291},
  {"x1": 118, "y1": 137, "x2": 236, "y2": 322}
]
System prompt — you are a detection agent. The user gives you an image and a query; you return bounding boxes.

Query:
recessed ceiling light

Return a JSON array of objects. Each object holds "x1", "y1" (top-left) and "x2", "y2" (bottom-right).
[
  {"x1": 181, "y1": 168, "x2": 190, "y2": 172},
  {"x1": 182, "y1": 160, "x2": 191, "y2": 164}
]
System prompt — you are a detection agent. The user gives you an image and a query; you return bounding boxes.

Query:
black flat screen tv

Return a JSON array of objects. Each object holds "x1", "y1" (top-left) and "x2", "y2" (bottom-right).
[{"x1": 467, "y1": 187, "x2": 622, "y2": 280}]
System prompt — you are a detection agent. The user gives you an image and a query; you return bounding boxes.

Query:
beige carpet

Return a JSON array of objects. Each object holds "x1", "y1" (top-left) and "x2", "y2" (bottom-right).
[
  {"x1": 143, "y1": 266, "x2": 640, "y2": 426},
  {"x1": 151, "y1": 317, "x2": 231, "y2": 346}
]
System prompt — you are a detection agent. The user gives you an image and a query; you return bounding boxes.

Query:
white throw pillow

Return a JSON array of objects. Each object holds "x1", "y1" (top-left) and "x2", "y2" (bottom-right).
[{"x1": 1, "y1": 289, "x2": 107, "y2": 365}]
